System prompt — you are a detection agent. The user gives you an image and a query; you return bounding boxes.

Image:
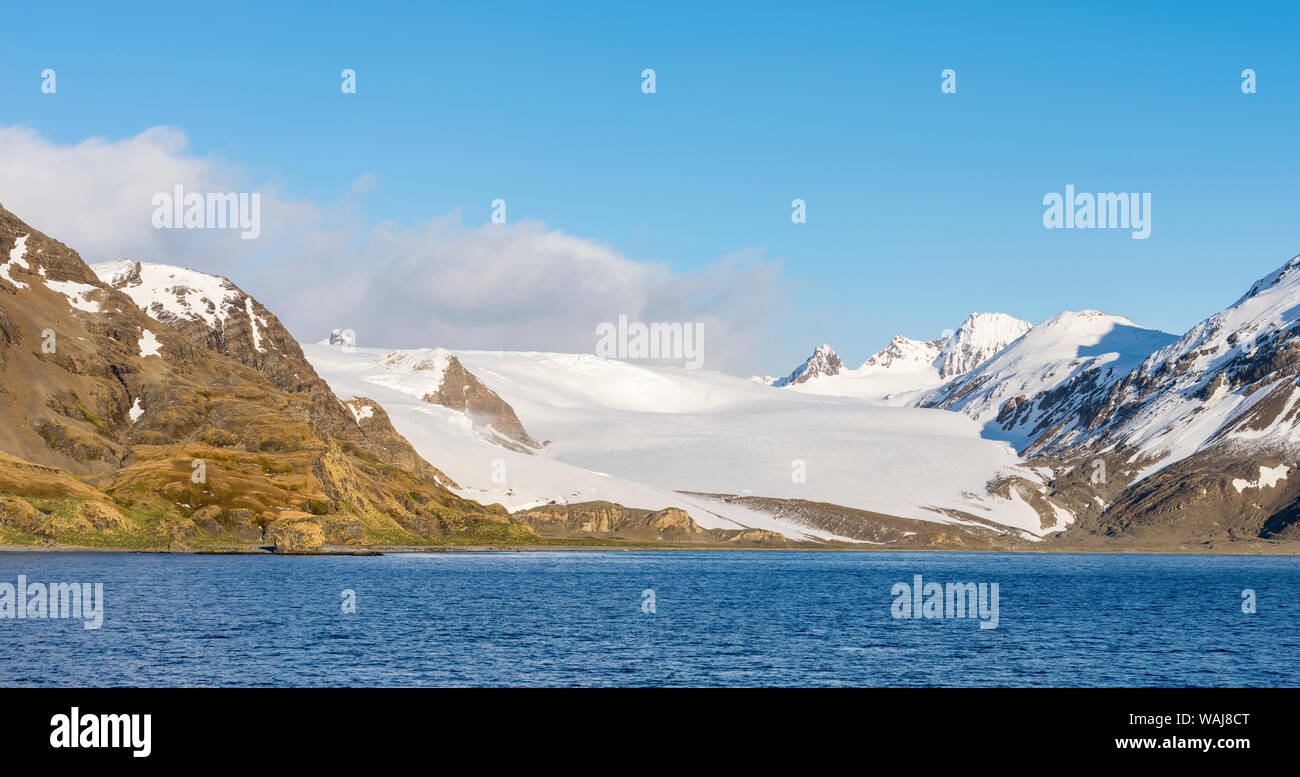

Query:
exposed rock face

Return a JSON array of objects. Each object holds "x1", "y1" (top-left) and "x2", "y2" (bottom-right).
[
  {"x1": 188, "y1": 505, "x2": 262, "y2": 541},
  {"x1": 92, "y1": 259, "x2": 382, "y2": 459},
  {"x1": 513, "y1": 500, "x2": 791, "y2": 545},
  {"x1": 0, "y1": 493, "x2": 132, "y2": 538},
  {"x1": 723, "y1": 528, "x2": 788, "y2": 545},
  {"x1": 1084, "y1": 450, "x2": 1297, "y2": 540},
  {"x1": 515, "y1": 501, "x2": 706, "y2": 540},
  {"x1": 0, "y1": 217, "x2": 133, "y2": 477},
  {"x1": 369, "y1": 348, "x2": 543, "y2": 454},
  {"x1": 267, "y1": 515, "x2": 326, "y2": 553},
  {"x1": 422, "y1": 356, "x2": 543, "y2": 454},
  {"x1": 0, "y1": 495, "x2": 41, "y2": 527},
  {"x1": 317, "y1": 514, "x2": 365, "y2": 545},
  {"x1": 773, "y1": 344, "x2": 844, "y2": 386},
  {"x1": 342, "y1": 397, "x2": 459, "y2": 488}
]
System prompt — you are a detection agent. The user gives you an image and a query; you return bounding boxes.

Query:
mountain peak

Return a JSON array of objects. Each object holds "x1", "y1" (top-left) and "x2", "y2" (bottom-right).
[
  {"x1": 1236, "y1": 254, "x2": 1300, "y2": 305},
  {"x1": 933, "y1": 312, "x2": 1032, "y2": 379},
  {"x1": 862, "y1": 334, "x2": 945, "y2": 371},
  {"x1": 328, "y1": 328, "x2": 356, "y2": 348},
  {"x1": 772, "y1": 343, "x2": 845, "y2": 386},
  {"x1": 90, "y1": 259, "x2": 246, "y2": 332},
  {"x1": 1036, "y1": 309, "x2": 1135, "y2": 331},
  {"x1": 921, "y1": 309, "x2": 1178, "y2": 449}
]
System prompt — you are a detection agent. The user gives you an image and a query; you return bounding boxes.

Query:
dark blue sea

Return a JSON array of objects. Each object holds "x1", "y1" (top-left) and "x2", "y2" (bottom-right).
[{"x1": 1, "y1": 550, "x2": 1296, "y2": 687}]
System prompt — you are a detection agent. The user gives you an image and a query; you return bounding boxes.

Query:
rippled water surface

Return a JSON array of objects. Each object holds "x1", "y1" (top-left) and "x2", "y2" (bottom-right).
[{"x1": 1, "y1": 550, "x2": 1297, "y2": 686}]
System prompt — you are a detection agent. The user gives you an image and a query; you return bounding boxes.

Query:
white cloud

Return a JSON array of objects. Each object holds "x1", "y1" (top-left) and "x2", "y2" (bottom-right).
[
  {"x1": 0, "y1": 125, "x2": 784, "y2": 373},
  {"x1": 0, "y1": 125, "x2": 316, "y2": 268},
  {"x1": 258, "y1": 215, "x2": 784, "y2": 372}
]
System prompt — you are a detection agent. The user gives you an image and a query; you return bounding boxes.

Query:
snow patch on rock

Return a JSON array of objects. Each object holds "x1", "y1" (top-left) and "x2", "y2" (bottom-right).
[
  {"x1": 43, "y1": 278, "x2": 102, "y2": 313},
  {"x1": 138, "y1": 328, "x2": 162, "y2": 358},
  {"x1": 345, "y1": 398, "x2": 376, "y2": 424},
  {"x1": 245, "y1": 296, "x2": 266, "y2": 353},
  {"x1": 90, "y1": 259, "x2": 243, "y2": 329},
  {"x1": 1232, "y1": 464, "x2": 1290, "y2": 494},
  {"x1": 1, "y1": 234, "x2": 30, "y2": 289}
]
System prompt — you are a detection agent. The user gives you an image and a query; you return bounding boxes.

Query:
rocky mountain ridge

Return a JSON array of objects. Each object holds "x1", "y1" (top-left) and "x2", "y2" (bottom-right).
[
  {"x1": 769, "y1": 312, "x2": 1032, "y2": 396},
  {"x1": 771, "y1": 343, "x2": 844, "y2": 386}
]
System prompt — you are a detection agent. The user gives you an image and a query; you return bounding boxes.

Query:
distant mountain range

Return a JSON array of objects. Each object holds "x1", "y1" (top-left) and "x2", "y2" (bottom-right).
[
  {"x1": 754, "y1": 260, "x2": 1300, "y2": 544},
  {"x1": 757, "y1": 312, "x2": 1032, "y2": 403},
  {"x1": 2, "y1": 201, "x2": 1298, "y2": 551}
]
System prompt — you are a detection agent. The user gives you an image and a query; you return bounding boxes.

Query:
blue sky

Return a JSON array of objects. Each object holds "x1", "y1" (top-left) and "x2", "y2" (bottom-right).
[{"x1": 3, "y1": 1, "x2": 1299, "y2": 373}]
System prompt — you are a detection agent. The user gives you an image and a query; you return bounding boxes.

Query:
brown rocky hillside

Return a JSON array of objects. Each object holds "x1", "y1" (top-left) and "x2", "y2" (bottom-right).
[{"x1": 0, "y1": 205, "x2": 533, "y2": 550}]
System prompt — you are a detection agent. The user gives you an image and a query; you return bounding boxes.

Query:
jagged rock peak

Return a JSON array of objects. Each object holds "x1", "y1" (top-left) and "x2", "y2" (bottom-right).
[
  {"x1": 773, "y1": 343, "x2": 844, "y2": 386},
  {"x1": 862, "y1": 334, "x2": 945, "y2": 370}
]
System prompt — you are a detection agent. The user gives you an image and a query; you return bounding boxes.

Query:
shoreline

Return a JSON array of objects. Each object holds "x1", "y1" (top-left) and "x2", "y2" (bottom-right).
[{"x1": 2, "y1": 540, "x2": 1299, "y2": 557}]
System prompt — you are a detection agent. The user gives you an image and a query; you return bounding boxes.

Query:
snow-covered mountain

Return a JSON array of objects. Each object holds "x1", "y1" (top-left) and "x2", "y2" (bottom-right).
[
  {"x1": 92, "y1": 259, "x2": 272, "y2": 348},
  {"x1": 862, "y1": 334, "x2": 945, "y2": 370},
  {"x1": 771, "y1": 343, "x2": 844, "y2": 386},
  {"x1": 772, "y1": 313, "x2": 1031, "y2": 403},
  {"x1": 749, "y1": 256, "x2": 1300, "y2": 542},
  {"x1": 922, "y1": 311, "x2": 1178, "y2": 450},
  {"x1": 923, "y1": 256, "x2": 1300, "y2": 542},
  {"x1": 1030, "y1": 258, "x2": 1300, "y2": 471},
  {"x1": 935, "y1": 313, "x2": 1033, "y2": 379},
  {"x1": 786, "y1": 339, "x2": 946, "y2": 403},
  {"x1": 90, "y1": 259, "x2": 348, "y2": 412}
]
